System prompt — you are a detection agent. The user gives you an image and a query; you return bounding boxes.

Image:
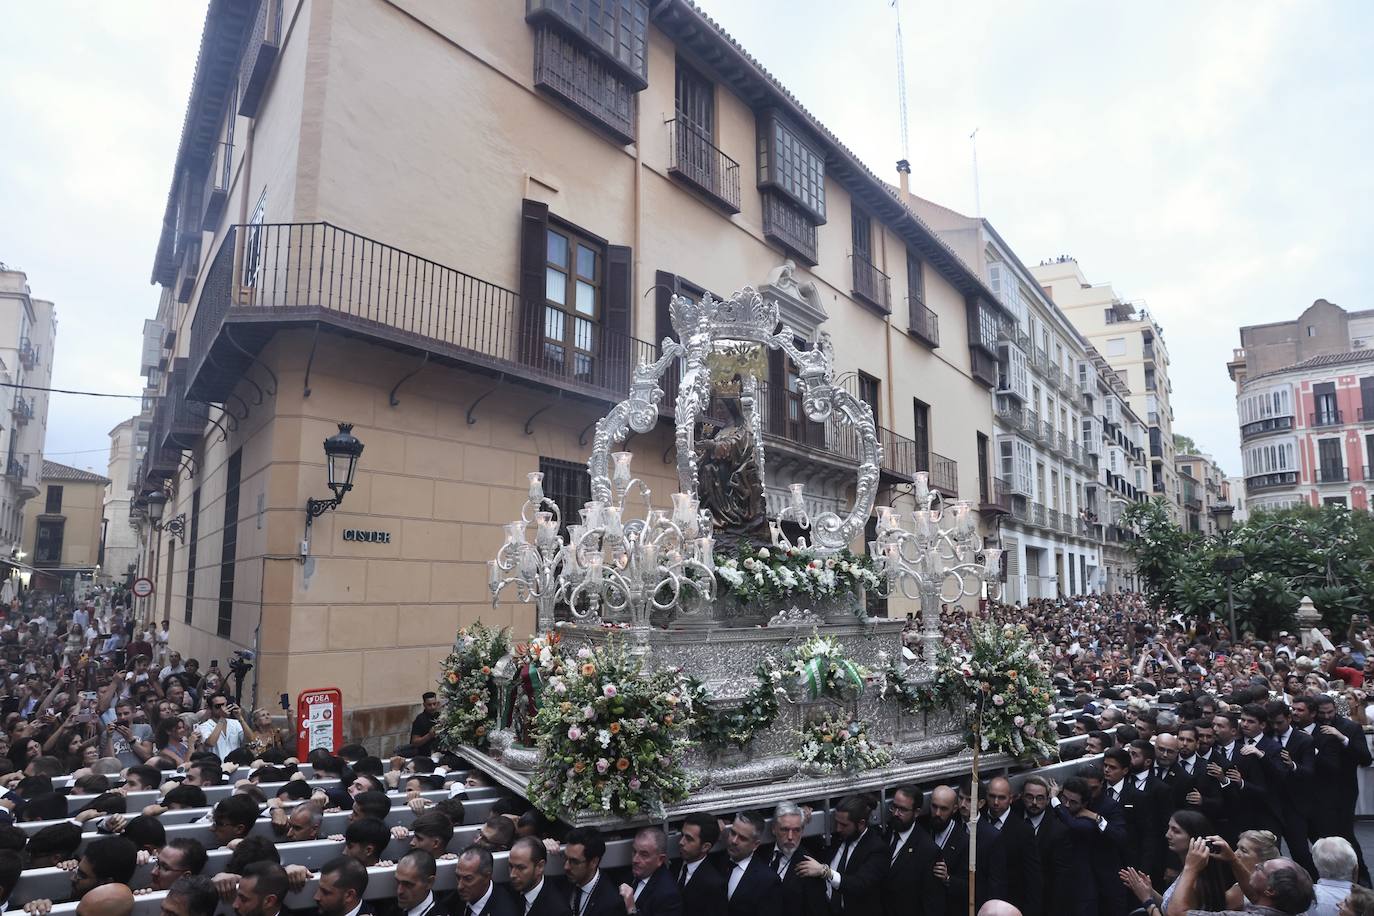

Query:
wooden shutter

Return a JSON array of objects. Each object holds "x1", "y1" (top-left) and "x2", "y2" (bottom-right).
[
  {"x1": 767, "y1": 346, "x2": 787, "y2": 437},
  {"x1": 518, "y1": 200, "x2": 550, "y2": 365},
  {"x1": 603, "y1": 244, "x2": 633, "y2": 393}
]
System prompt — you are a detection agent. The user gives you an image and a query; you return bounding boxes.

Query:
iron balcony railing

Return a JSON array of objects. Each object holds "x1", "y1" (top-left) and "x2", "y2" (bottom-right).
[
  {"x1": 191, "y1": 223, "x2": 666, "y2": 408},
  {"x1": 17, "y1": 337, "x2": 36, "y2": 369},
  {"x1": 1360, "y1": 408, "x2": 1374, "y2": 423},
  {"x1": 877, "y1": 425, "x2": 919, "y2": 482},
  {"x1": 666, "y1": 118, "x2": 741, "y2": 213},
  {"x1": 4, "y1": 460, "x2": 24, "y2": 480},
  {"x1": 995, "y1": 402, "x2": 1023, "y2": 427},
  {"x1": 908, "y1": 300, "x2": 939, "y2": 347},
  {"x1": 1316, "y1": 466, "x2": 1349, "y2": 483},
  {"x1": 1024, "y1": 408, "x2": 1041, "y2": 439},
  {"x1": 1310, "y1": 410, "x2": 1344, "y2": 428},
  {"x1": 927, "y1": 450, "x2": 958, "y2": 496},
  {"x1": 1009, "y1": 499, "x2": 1029, "y2": 523},
  {"x1": 982, "y1": 476, "x2": 1012, "y2": 512},
  {"x1": 1364, "y1": 465, "x2": 1374, "y2": 481},
  {"x1": 1031, "y1": 502, "x2": 1048, "y2": 528},
  {"x1": 12, "y1": 397, "x2": 33, "y2": 424},
  {"x1": 850, "y1": 253, "x2": 891, "y2": 313}
]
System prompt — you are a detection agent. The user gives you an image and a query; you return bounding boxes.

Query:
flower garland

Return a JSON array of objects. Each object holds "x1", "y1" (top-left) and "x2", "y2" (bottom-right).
[
  {"x1": 528, "y1": 639, "x2": 691, "y2": 819},
  {"x1": 952, "y1": 621, "x2": 1058, "y2": 760},
  {"x1": 784, "y1": 635, "x2": 867, "y2": 701},
  {"x1": 714, "y1": 545, "x2": 880, "y2": 605},
  {"x1": 683, "y1": 659, "x2": 784, "y2": 750},
  {"x1": 876, "y1": 647, "x2": 969, "y2": 714},
  {"x1": 437, "y1": 622, "x2": 511, "y2": 750},
  {"x1": 796, "y1": 713, "x2": 891, "y2": 774}
]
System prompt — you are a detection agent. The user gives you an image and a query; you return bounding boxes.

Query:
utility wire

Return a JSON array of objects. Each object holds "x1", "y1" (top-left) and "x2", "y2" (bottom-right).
[{"x1": 0, "y1": 380, "x2": 143, "y2": 399}]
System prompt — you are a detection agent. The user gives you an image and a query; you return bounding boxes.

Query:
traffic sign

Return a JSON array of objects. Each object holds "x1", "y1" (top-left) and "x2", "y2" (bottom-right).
[{"x1": 131, "y1": 577, "x2": 155, "y2": 599}]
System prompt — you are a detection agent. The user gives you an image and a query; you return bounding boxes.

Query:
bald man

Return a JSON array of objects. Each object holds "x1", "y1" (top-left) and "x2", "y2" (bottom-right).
[
  {"x1": 75, "y1": 884, "x2": 135, "y2": 916},
  {"x1": 977, "y1": 902, "x2": 1023, "y2": 916},
  {"x1": 920, "y1": 785, "x2": 970, "y2": 915}
]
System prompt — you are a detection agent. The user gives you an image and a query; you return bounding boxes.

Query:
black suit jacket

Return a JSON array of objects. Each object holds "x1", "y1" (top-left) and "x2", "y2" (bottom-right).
[
  {"x1": 1052, "y1": 794, "x2": 1129, "y2": 916},
  {"x1": 674, "y1": 857, "x2": 728, "y2": 916},
  {"x1": 917, "y1": 816, "x2": 968, "y2": 916},
  {"x1": 569, "y1": 874, "x2": 626, "y2": 916},
  {"x1": 879, "y1": 825, "x2": 945, "y2": 916},
  {"x1": 1311, "y1": 717, "x2": 1372, "y2": 807},
  {"x1": 1113, "y1": 777, "x2": 1162, "y2": 879},
  {"x1": 1170, "y1": 755, "x2": 1224, "y2": 827},
  {"x1": 1026, "y1": 811, "x2": 1074, "y2": 916},
  {"x1": 757, "y1": 841, "x2": 825, "y2": 916},
  {"x1": 717, "y1": 851, "x2": 781, "y2": 916},
  {"x1": 524, "y1": 881, "x2": 570, "y2": 916},
  {"x1": 375, "y1": 898, "x2": 450, "y2": 916},
  {"x1": 469, "y1": 887, "x2": 520, "y2": 916},
  {"x1": 1212, "y1": 740, "x2": 1278, "y2": 835},
  {"x1": 628, "y1": 866, "x2": 682, "y2": 916},
  {"x1": 818, "y1": 828, "x2": 889, "y2": 914},
  {"x1": 981, "y1": 811, "x2": 1042, "y2": 916}
]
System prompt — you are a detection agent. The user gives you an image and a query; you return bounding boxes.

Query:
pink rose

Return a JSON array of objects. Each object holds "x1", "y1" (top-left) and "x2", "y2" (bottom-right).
[
  {"x1": 595, "y1": 758, "x2": 610, "y2": 774},
  {"x1": 603, "y1": 684, "x2": 618, "y2": 698},
  {"x1": 567, "y1": 726, "x2": 583, "y2": 741}
]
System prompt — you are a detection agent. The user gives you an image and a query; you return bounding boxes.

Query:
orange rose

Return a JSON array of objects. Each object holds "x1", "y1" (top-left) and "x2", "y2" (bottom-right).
[
  {"x1": 581, "y1": 663, "x2": 597, "y2": 677},
  {"x1": 481, "y1": 665, "x2": 491, "y2": 675},
  {"x1": 616, "y1": 757, "x2": 630, "y2": 771},
  {"x1": 447, "y1": 672, "x2": 458, "y2": 684},
  {"x1": 609, "y1": 722, "x2": 621, "y2": 734},
  {"x1": 573, "y1": 760, "x2": 586, "y2": 774},
  {"x1": 475, "y1": 725, "x2": 487, "y2": 737}
]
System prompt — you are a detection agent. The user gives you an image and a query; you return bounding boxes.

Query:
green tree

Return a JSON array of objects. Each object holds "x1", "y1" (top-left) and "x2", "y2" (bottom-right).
[{"x1": 1123, "y1": 501, "x2": 1374, "y2": 637}]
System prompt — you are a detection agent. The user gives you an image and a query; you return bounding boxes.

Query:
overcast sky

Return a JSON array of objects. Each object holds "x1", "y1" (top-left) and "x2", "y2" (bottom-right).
[{"x1": 1, "y1": 1, "x2": 1370, "y2": 479}]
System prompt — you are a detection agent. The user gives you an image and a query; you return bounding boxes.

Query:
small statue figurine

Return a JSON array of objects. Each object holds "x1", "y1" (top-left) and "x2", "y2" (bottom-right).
[{"x1": 694, "y1": 387, "x2": 769, "y2": 553}]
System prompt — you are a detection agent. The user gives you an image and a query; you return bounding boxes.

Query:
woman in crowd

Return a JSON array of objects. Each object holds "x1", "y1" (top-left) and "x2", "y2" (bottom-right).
[
  {"x1": 155, "y1": 716, "x2": 193, "y2": 768},
  {"x1": 247, "y1": 708, "x2": 284, "y2": 756},
  {"x1": 1121, "y1": 810, "x2": 1230, "y2": 914}
]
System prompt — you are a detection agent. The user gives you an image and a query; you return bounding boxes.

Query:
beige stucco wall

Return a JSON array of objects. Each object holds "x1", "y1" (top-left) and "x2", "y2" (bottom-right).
[{"x1": 24, "y1": 477, "x2": 107, "y2": 573}]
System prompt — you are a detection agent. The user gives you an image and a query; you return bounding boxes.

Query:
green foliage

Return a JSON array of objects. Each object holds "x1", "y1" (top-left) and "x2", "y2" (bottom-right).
[{"x1": 1122, "y1": 500, "x2": 1374, "y2": 638}]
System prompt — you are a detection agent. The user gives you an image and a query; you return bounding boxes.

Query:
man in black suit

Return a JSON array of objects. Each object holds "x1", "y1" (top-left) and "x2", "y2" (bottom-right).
[
  {"x1": 795, "y1": 794, "x2": 888, "y2": 914},
  {"x1": 315, "y1": 856, "x2": 377, "y2": 916},
  {"x1": 980, "y1": 776, "x2": 1041, "y2": 916},
  {"x1": 1103, "y1": 748, "x2": 1158, "y2": 880},
  {"x1": 1049, "y1": 770, "x2": 1128, "y2": 915},
  {"x1": 674, "y1": 814, "x2": 727, "y2": 916},
  {"x1": 721, "y1": 811, "x2": 781, "y2": 916},
  {"x1": 1127, "y1": 740, "x2": 1175, "y2": 884},
  {"x1": 233, "y1": 861, "x2": 289, "y2": 916},
  {"x1": 619, "y1": 828, "x2": 681, "y2": 916},
  {"x1": 1208, "y1": 710, "x2": 1269, "y2": 843},
  {"x1": 917, "y1": 785, "x2": 969, "y2": 916},
  {"x1": 387, "y1": 850, "x2": 448, "y2": 916},
  {"x1": 508, "y1": 837, "x2": 567, "y2": 916},
  {"x1": 1017, "y1": 777, "x2": 1073, "y2": 915},
  {"x1": 1260, "y1": 701, "x2": 1317, "y2": 879},
  {"x1": 1308, "y1": 694, "x2": 1372, "y2": 882},
  {"x1": 760, "y1": 803, "x2": 823, "y2": 916},
  {"x1": 879, "y1": 786, "x2": 944, "y2": 916},
  {"x1": 454, "y1": 847, "x2": 518, "y2": 916},
  {"x1": 1171, "y1": 722, "x2": 1224, "y2": 828},
  {"x1": 563, "y1": 827, "x2": 624, "y2": 916}
]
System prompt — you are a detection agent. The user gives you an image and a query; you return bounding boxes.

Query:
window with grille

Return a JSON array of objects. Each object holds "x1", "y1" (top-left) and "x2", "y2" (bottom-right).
[
  {"x1": 540, "y1": 457, "x2": 591, "y2": 536},
  {"x1": 217, "y1": 450, "x2": 242, "y2": 638},
  {"x1": 44, "y1": 485, "x2": 63, "y2": 515},
  {"x1": 544, "y1": 226, "x2": 602, "y2": 384},
  {"x1": 758, "y1": 112, "x2": 826, "y2": 222}
]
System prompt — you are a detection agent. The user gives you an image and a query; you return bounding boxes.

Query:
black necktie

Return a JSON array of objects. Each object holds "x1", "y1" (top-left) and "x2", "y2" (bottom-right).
[
  {"x1": 889, "y1": 830, "x2": 901, "y2": 854},
  {"x1": 1111, "y1": 787, "x2": 1120, "y2": 802},
  {"x1": 984, "y1": 814, "x2": 1000, "y2": 833},
  {"x1": 465, "y1": 906, "x2": 475, "y2": 916},
  {"x1": 837, "y1": 841, "x2": 853, "y2": 875},
  {"x1": 771, "y1": 849, "x2": 783, "y2": 874},
  {"x1": 679, "y1": 862, "x2": 690, "y2": 889},
  {"x1": 571, "y1": 886, "x2": 581, "y2": 916}
]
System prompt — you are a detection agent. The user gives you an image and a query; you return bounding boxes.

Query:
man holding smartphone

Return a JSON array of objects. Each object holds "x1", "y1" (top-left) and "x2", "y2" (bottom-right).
[{"x1": 195, "y1": 692, "x2": 248, "y2": 760}]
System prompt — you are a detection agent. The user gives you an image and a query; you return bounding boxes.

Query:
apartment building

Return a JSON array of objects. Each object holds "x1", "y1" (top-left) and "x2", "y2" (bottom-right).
[
  {"x1": 897, "y1": 199, "x2": 1105, "y2": 600},
  {"x1": 1228, "y1": 299, "x2": 1374, "y2": 511},
  {"x1": 23, "y1": 461, "x2": 110, "y2": 594},
  {"x1": 1032, "y1": 258, "x2": 1181, "y2": 523},
  {"x1": 0, "y1": 266, "x2": 56, "y2": 567},
  {"x1": 1175, "y1": 451, "x2": 1227, "y2": 534},
  {"x1": 134, "y1": 0, "x2": 1011, "y2": 738},
  {"x1": 102, "y1": 417, "x2": 145, "y2": 586},
  {"x1": 1084, "y1": 348, "x2": 1150, "y2": 592}
]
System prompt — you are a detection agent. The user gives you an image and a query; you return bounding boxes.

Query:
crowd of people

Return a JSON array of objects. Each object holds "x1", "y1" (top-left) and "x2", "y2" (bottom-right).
[{"x1": 3, "y1": 586, "x2": 1374, "y2": 916}]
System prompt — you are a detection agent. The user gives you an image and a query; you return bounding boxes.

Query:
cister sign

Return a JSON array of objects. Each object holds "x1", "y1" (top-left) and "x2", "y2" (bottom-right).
[{"x1": 296, "y1": 687, "x2": 343, "y2": 759}]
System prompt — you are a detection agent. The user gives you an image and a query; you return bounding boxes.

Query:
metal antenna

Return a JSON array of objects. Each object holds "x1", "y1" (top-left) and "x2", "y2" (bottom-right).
[
  {"x1": 970, "y1": 127, "x2": 982, "y2": 217},
  {"x1": 891, "y1": 0, "x2": 909, "y2": 161}
]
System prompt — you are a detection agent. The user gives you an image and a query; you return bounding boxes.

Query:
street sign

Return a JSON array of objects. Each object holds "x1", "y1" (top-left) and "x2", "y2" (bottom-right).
[
  {"x1": 131, "y1": 577, "x2": 154, "y2": 599},
  {"x1": 296, "y1": 687, "x2": 343, "y2": 758}
]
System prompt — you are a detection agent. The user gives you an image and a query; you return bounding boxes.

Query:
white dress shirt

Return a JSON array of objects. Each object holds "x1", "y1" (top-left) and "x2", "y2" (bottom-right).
[
  {"x1": 522, "y1": 880, "x2": 544, "y2": 914},
  {"x1": 406, "y1": 892, "x2": 435, "y2": 916},
  {"x1": 727, "y1": 853, "x2": 752, "y2": 899},
  {"x1": 466, "y1": 883, "x2": 494, "y2": 916}
]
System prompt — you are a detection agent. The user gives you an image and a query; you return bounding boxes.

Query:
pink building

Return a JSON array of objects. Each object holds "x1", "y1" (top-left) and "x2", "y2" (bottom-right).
[{"x1": 1229, "y1": 301, "x2": 1374, "y2": 511}]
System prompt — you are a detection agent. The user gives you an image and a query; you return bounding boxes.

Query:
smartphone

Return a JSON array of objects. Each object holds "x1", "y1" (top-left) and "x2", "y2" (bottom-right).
[
  {"x1": 279, "y1": 693, "x2": 290, "y2": 711},
  {"x1": 210, "y1": 660, "x2": 219, "y2": 669}
]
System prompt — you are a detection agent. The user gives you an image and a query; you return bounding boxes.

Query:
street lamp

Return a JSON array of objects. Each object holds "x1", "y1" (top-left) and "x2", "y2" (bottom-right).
[
  {"x1": 144, "y1": 491, "x2": 186, "y2": 543},
  {"x1": 1210, "y1": 503, "x2": 1242, "y2": 640},
  {"x1": 305, "y1": 423, "x2": 365, "y2": 529}
]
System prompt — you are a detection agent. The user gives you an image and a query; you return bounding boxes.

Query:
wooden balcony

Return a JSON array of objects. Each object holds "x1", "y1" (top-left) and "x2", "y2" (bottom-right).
[{"x1": 850, "y1": 253, "x2": 890, "y2": 314}]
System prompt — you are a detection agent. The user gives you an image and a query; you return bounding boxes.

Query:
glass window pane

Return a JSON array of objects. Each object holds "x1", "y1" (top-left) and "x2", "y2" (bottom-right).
[
  {"x1": 577, "y1": 245, "x2": 596, "y2": 279},
  {"x1": 575, "y1": 281, "x2": 596, "y2": 315},
  {"x1": 546, "y1": 268, "x2": 566, "y2": 305},
  {"x1": 574, "y1": 353, "x2": 593, "y2": 381},
  {"x1": 574, "y1": 317, "x2": 594, "y2": 352},
  {"x1": 543, "y1": 342, "x2": 565, "y2": 371},
  {"x1": 547, "y1": 231, "x2": 568, "y2": 268},
  {"x1": 544, "y1": 307, "x2": 565, "y2": 340}
]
